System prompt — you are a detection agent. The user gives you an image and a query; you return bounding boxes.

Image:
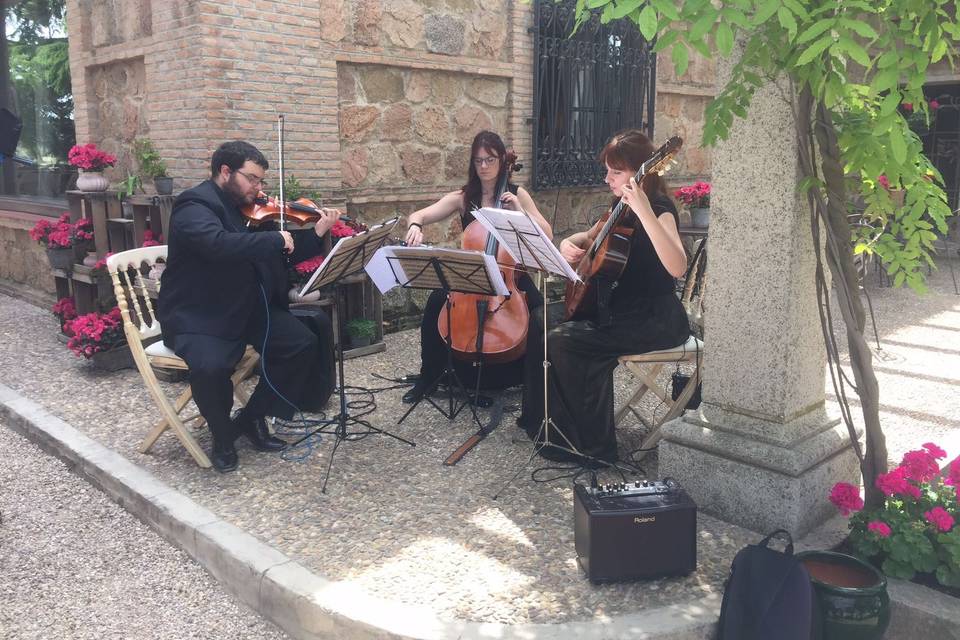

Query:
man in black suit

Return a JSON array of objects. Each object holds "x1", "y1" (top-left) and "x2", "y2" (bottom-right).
[{"x1": 158, "y1": 141, "x2": 338, "y2": 472}]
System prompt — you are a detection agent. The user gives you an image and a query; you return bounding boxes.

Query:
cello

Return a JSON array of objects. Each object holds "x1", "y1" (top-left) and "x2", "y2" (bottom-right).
[{"x1": 437, "y1": 151, "x2": 529, "y2": 365}]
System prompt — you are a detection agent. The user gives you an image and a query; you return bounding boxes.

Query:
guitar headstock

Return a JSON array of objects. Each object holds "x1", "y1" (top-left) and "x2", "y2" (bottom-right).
[{"x1": 638, "y1": 136, "x2": 683, "y2": 180}]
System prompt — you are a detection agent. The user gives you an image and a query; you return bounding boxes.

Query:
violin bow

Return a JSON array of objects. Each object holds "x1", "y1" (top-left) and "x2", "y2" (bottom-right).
[{"x1": 277, "y1": 114, "x2": 287, "y2": 232}]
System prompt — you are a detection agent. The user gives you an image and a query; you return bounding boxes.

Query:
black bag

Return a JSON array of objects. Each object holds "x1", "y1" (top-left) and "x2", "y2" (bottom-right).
[
  {"x1": 717, "y1": 529, "x2": 822, "y2": 640},
  {"x1": 671, "y1": 371, "x2": 702, "y2": 409}
]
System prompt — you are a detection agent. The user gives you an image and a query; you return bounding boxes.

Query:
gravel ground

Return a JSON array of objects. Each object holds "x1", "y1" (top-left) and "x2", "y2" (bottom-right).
[
  {"x1": 0, "y1": 255, "x2": 958, "y2": 626},
  {"x1": 0, "y1": 421, "x2": 289, "y2": 640}
]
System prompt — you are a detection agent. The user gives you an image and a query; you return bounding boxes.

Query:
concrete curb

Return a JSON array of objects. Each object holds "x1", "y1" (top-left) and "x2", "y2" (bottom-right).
[
  {"x1": 0, "y1": 383, "x2": 719, "y2": 639},
  {"x1": 3, "y1": 383, "x2": 956, "y2": 639}
]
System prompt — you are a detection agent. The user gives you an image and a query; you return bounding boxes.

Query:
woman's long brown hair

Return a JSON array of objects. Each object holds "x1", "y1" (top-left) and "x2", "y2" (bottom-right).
[
  {"x1": 462, "y1": 130, "x2": 510, "y2": 213},
  {"x1": 598, "y1": 129, "x2": 671, "y2": 208}
]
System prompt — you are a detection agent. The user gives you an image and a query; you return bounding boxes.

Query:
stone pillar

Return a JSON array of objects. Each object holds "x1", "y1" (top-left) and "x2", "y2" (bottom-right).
[{"x1": 658, "y1": 59, "x2": 860, "y2": 536}]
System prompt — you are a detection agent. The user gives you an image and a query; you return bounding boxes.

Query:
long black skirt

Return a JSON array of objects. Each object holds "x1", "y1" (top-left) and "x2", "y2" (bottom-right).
[{"x1": 518, "y1": 293, "x2": 689, "y2": 463}]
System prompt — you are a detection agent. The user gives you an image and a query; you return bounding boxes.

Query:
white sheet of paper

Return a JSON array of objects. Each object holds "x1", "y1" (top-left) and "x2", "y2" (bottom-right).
[
  {"x1": 472, "y1": 207, "x2": 581, "y2": 282},
  {"x1": 364, "y1": 245, "x2": 510, "y2": 296}
]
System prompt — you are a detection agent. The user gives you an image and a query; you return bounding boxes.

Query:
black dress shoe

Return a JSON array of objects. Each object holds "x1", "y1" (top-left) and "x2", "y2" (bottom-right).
[
  {"x1": 211, "y1": 443, "x2": 238, "y2": 473},
  {"x1": 233, "y1": 411, "x2": 288, "y2": 452},
  {"x1": 402, "y1": 379, "x2": 431, "y2": 404}
]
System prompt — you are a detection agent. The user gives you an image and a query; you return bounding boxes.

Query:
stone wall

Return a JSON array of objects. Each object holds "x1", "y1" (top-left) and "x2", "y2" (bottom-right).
[{"x1": 0, "y1": 215, "x2": 57, "y2": 295}]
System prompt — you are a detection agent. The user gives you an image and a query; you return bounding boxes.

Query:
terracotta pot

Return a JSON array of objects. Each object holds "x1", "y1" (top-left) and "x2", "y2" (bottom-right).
[
  {"x1": 797, "y1": 551, "x2": 890, "y2": 640},
  {"x1": 76, "y1": 171, "x2": 110, "y2": 192}
]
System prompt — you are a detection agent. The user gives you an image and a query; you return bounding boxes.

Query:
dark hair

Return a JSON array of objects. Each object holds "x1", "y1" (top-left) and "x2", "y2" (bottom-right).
[
  {"x1": 597, "y1": 129, "x2": 669, "y2": 203},
  {"x1": 462, "y1": 130, "x2": 510, "y2": 213},
  {"x1": 210, "y1": 140, "x2": 268, "y2": 179}
]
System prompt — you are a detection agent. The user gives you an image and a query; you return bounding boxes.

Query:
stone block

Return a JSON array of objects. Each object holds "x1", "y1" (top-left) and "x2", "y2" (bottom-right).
[
  {"x1": 399, "y1": 146, "x2": 442, "y2": 184},
  {"x1": 339, "y1": 105, "x2": 380, "y2": 141},
  {"x1": 382, "y1": 0, "x2": 423, "y2": 48},
  {"x1": 381, "y1": 104, "x2": 413, "y2": 141},
  {"x1": 444, "y1": 145, "x2": 470, "y2": 180},
  {"x1": 413, "y1": 105, "x2": 450, "y2": 145},
  {"x1": 352, "y1": 0, "x2": 382, "y2": 46},
  {"x1": 467, "y1": 77, "x2": 508, "y2": 107},
  {"x1": 452, "y1": 104, "x2": 493, "y2": 143},
  {"x1": 319, "y1": 0, "x2": 347, "y2": 41},
  {"x1": 341, "y1": 147, "x2": 369, "y2": 188},
  {"x1": 430, "y1": 73, "x2": 461, "y2": 106},
  {"x1": 424, "y1": 14, "x2": 465, "y2": 55},
  {"x1": 358, "y1": 66, "x2": 404, "y2": 103},
  {"x1": 404, "y1": 73, "x2": 431, "y2": 103}
]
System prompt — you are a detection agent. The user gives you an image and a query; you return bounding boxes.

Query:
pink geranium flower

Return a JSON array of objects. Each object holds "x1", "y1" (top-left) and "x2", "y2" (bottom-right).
[
  {"x1": 829, "y1": 482, "x2": 864, "y2": 516},
  {"x1": 922, "y1": 443, "x2": 947, "y2": 459},
  {"x1": 876, "y1": 466, "x2": 922, "y2": 499},
  {"x1": 901, "y1": 448, "x2": 940, "y2": 483},
  {"x1": 944, "y1": 458, "x2": 960, "y2": 488},
  {"x1": 68, "y1": 143, "x2": 117, "y2": 172},
  {"x1": 867, "y1": 521, "x2": 892, "y2": 538},
  {"x1": 877, "y1": 175, "x2": 891, "y2": 190},
  {"x1": 929, "y1": 99, "x2": 940, "y2": 110},
  {"x1": 924, "y1": 507, "x2": 955, "y2": 533}
]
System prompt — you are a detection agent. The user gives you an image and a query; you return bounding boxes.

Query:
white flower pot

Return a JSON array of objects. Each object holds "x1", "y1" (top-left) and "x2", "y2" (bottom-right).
[{"x1": 76, "y1": 171, "x2": 110, "y2": 192}]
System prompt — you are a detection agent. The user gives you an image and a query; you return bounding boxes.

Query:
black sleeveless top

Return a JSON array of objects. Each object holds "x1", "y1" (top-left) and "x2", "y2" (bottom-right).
[
  {"x1": 460, "y1": 183, "x2": 519, "y2": 230},
  {"x1": 608, "y1": 193, "x2": 679, "y2": 311}
]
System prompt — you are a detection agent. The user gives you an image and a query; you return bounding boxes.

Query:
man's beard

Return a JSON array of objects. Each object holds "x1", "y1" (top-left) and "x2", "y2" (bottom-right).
[{"x1": 223, "y1": 175, "x2": 254, "y2": 207}]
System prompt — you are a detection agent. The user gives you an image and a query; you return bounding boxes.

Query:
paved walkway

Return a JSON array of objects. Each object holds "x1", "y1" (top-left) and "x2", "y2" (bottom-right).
[
  {"x1": 0, "y1": 256, "x2": 959, "y2": 636},
  {"x1": 0, "y1": 420, "x2": 288, "y2": 640}
]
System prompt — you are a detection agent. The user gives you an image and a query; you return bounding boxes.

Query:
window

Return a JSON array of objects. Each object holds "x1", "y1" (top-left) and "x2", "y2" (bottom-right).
[
  {"x1": 2, "y1": 1, "x2": 76, "y2": 200},
  {"x1": 915, "y1": 87, "x2": 960, "y2": 212},
  {"x1": 532, "y1": 0, "x2": 656, "y2": 190}
]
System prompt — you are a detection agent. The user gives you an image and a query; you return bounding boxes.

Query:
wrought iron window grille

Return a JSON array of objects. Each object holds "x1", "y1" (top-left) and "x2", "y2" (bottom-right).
[{"x1": 531, "y1": 0, "x2": 657, "y2": 190}]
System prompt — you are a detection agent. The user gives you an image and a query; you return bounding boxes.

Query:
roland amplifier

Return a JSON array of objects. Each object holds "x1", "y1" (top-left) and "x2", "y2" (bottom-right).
[{"x1": 574, "y1": 480, "x2": 697, "y2": 583}]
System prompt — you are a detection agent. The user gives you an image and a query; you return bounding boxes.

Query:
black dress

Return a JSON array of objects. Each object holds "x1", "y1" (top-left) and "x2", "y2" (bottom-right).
[
  {"x1": 415, "y1": 186, "x2": 544, "y2": 391},
  {"x1": 518, "y1": 194, "x2": 690, "y2": 463}
]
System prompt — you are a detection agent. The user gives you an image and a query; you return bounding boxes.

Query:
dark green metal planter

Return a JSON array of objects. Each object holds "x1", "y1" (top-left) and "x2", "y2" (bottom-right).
[{"x1": 797, "y1": 550, "x2": 891, "y2": 640}]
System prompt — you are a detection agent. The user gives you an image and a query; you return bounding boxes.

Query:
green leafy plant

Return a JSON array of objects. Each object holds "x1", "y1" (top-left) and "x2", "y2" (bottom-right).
[
  {"x1": 831, "y1": 444, "x2": 960, "y2": 587},
  {"x1": 345, "y1": 318, "x2": 376, "y2": 340},
  {"x1": 133, "y1": 138, "x2": 168, "y2": 178},
  {"x1": 116, "y1": 174, "x2": 142, "y2": 200},
  {"x1": 580, "y1": 0, "x2": 959, "y2": 507}
]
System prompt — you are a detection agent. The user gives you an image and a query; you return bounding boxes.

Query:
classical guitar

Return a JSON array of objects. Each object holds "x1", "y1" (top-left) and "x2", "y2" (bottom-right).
[{"x1": 564, "y1": 136, "x2": 683, "y2": 321}]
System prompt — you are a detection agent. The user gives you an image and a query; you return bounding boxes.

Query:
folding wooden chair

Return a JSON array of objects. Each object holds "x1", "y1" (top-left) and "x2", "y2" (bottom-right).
[
  {"x1": 107, "y1": 246, "x2": 260, "y2": 468},
  {"x1": 613, "y1": 335, "x2": 704, "y2": 450}
]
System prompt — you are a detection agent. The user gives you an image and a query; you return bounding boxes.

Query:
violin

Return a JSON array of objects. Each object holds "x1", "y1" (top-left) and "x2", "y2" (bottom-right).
[
  {"x1": 438, "y1": 150, "x2": 529, "y2": 364},
  {"x1": 241, "y1": 192, "x2": 354, "y2": 227}
]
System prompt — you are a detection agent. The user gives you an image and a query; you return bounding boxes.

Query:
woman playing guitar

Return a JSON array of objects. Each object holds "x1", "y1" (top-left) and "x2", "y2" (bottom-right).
[
  {"x1": 402, "y1": 130, "x2": 553, "y2": 403},
  {"x1": 518, "y1": 129, "x2": 689, "y2": 466}
]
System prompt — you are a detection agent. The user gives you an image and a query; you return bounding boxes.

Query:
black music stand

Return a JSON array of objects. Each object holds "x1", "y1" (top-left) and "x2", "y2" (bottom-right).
[
  {"x1": 365, "y1": 245, "x2": 507, "y2": 430},
  {"x1": 295, "y1": 217, "x2": 415, "y2": 492},
  {"x1": 468, "y1": 207, "x2": 623, "y2": 493}
]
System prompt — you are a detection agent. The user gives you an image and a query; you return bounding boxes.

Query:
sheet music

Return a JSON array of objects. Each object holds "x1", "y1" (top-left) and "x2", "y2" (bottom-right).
[
  {"x1": 471, "y1": 207, "x2": 581, "y2": 282},
  {"x1": 365, "y1": 245, "x2": 510, "y2": 296},
  {"x1": 298, "y1": 217, "x2": 399, "y2": 297}
]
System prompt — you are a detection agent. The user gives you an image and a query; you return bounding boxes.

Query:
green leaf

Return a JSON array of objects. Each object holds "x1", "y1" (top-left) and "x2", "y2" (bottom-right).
[
  {"x1": 689, "y1": 9, "x2": 717, "y2": 41},
  {"x1": 777, "y1": 6, "x2": 797, "y2": 38},
  {"x1": 797, "y1": 18, "x2": 835, "y2": 44},
  {"x1": 879, "y1": 92, "x2": 901, "y2": 117},
  {"x1": 672, "y1": 41, "x2": 690, "y2": 76},
  {"x1": 636, "y1": 4, "x2": 658, "y2": 38},
  {"x1": 839, "y1": 35, "x2": 871, "y2": 67},
  {"x1": 585, "y1": 0, "x2": 609, "y2": 9},
  {"x1": 651, "y1": 0, "x2": 680, "y2": 21},
  {"x1": 780, "y1": 0, "x2": 808, "y2": 19},
  {"x1": 753, "y1": 0, "x2": 780, "y2": 26},
  {"x1": 932, "y1": 38, "x2": 948, "y2": 63},
  {"x1": 882, "y1": 557, "x2": 915, "y2": 580},
  {"x1": 652, "y1": 30, "x2": 680, "y2": 53},
  {"x1": 715, "y1": 21, "x2": 734, "y2": 56},
  {"x1": 839, "y1": 17, "x2": 878, "y2": 40},
  {"x1": 796, "y1": 35, "x2": 834, "y2": 66},
  {"x1": 889, "y1": 129, "x2": 907, "y2": 164}
]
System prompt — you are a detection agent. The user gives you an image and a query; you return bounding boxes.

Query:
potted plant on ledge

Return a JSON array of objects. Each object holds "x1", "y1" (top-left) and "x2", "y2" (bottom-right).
[
  {"x1": 134, "y1": 138, "x2": 173, "y2": 195},
  {"x1": 345, "y1": 317, "x2": 377, "y2": 348},
  {"x1": 30, "y1": 213, "x2": 94, "y2": 270},
  {"x1": 68, "y1": 143, "x2": 116, "y2": 192},
  {"x1": 674, "y1": 181, "x2": 711, "y2": 228},
  {"x1": 65, "y1": 307, "x2": 132, "y2": 371}
]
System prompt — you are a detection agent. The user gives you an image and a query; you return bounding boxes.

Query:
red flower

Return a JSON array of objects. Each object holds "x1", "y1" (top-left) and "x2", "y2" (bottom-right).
[
  {"x1": 65, "y1": 307, "x2": 125, "y2": 359},
  {"x1": 922, "y1": 442, "x2": 947, "y2": 459},
  {"x1": 331, "y1": 220, "x2": 358, "y2": 239},
  {"x1": 51, "y1": 297, "x2": 77, "y2": 323},
  {"x1": 901, "y1": 448, "x2": 940, "y2": 483},
  {"x1": 902, "y1": 102, "x2": 914, "y2": 112},
  {"x1": 877, "y1": 175, "x2": 890, "y2": 190},
  {"x1": 867, "y1": 521, "x2": 892, "y2": 538},
  {"x1": 944, "y1": 458, "x2": 960, "y2": 488},
  {"x1": 68, "y1": 143, "x2": 117, "y2": 172},
  {"x1": 829, "y1": 482, "x2": 864, "y2": 516},
  {"x1": 93, "y1": 252, "x2": 114, "y2": 272},
  {"x1": 875, "y1": 466, "x2": 921, "y2": 499},
  {"x1": 294, "y1": 254, "x2": 326, "y2": 276},
  {"x1": 929, "y1": 99, "x2": 940, "y2": 110},
  {"x1": 924, "y1": 506, "x2": 955, "y2": 533},
  {"x1": 29, "y1": 213, "x2": 95, "y2": 249},
  {"x1": 673, "y1": 182, "x2": 711, "y2": 208}
]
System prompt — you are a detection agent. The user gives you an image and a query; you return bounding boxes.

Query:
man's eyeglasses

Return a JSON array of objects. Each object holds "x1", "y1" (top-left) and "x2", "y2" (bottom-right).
[
  {"x1": 473, "y1": 156, "x2": 500, "y2": 168},
  {"x1": 234, "y1": 169, "x2": 268, "y2": 189}
]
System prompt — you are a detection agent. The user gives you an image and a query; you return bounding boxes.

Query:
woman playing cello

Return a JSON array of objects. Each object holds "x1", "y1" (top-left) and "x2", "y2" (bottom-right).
[
  {"x1": 518, "y1": 129, "x2": 689, "y2": 466},
  {"x1": 402, "y1": 130, "x2": 553, "y2": 403}
]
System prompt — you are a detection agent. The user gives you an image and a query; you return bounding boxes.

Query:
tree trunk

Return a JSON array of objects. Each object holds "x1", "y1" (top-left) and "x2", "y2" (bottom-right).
[{"x1": 795, "y1": 91, "x2": 889, "y2": 507}]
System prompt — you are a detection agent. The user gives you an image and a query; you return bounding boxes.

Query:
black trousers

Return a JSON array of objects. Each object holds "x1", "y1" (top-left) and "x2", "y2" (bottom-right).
[
  {"x1": 417, "y1": 272, "x2": 543, "y2": 391},
  {"x1": 519, "y1": 293, "x2": 690, "y2": 462},
  {"x1": 168, "y1": 304, "x2": 334, "y2": 447}
]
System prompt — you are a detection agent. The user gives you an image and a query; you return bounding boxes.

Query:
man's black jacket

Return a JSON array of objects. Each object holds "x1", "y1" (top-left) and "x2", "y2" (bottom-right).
[{"x1": 158, "y1": 180, "x2": 324, "y2": 342}]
